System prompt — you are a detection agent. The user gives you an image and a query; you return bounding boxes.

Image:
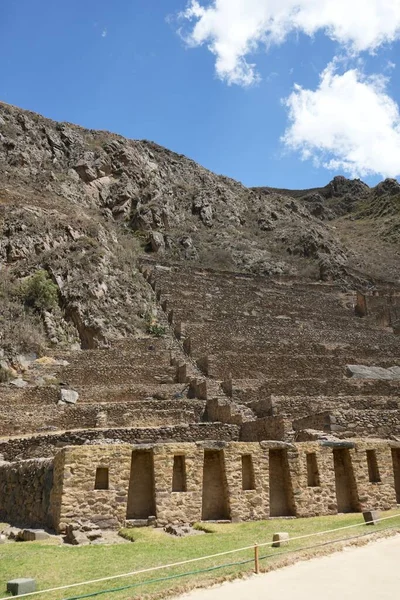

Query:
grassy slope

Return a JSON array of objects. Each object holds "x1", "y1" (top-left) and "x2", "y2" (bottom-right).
[{"x1": 1, "y1": 512, "x2": 400, "y2": 600}]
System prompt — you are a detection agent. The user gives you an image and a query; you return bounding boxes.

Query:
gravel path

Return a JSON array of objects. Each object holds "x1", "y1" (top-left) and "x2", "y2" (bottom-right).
[{"x1": 173, "y1": 535, "x2": 400, "y2": 600}]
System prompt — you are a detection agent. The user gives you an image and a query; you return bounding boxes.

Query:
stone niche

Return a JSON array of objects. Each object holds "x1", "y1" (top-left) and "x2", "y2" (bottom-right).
[
  {"x1": 126, "y1": 450, "x2": 156, "y2": 520},
  {"x1": 269, "y1": 449, "x2": 295, "y2": 517},
  {"x1": 201, "y1": 450, "x2": 230, "y2": 520},
  {"x1": 333, "y1": 448, "x2": 360, "y2": 513},
  {"x1": 172, "y1": 455, "x2": 187, "y2": 492},
  {"x1": 7, "y1": 439, "x2": 400, "y2": 532}
]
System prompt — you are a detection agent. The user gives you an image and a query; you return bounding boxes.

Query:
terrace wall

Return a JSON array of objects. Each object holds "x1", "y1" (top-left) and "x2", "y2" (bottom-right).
[
  {"x1": 50, "y1": 439, "x2": 398, "y2": 531},
  {"x1": 0, "y1": 458, "x2": 54, "y2": 527}
]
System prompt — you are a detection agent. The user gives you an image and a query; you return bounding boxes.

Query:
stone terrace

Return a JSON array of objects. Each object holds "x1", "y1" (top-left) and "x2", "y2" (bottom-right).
[
  {"x1": 145, "y1": 262, "x2": 400, "y2": 441},
  {"x1": 1, "y1": 262, "x2": 400, "y2": 460},
  {"x1": 0, "y1": 335, "x2": 211, "y2": 440}
]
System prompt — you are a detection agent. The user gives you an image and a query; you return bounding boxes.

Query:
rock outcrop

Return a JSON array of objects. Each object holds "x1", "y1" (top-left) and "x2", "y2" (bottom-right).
[{"x1": 1, "y1": 101, "x2": 399, "y2": 358}]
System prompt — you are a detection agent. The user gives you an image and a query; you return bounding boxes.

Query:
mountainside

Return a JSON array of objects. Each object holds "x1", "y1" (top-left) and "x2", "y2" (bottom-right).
[{"x1": 0, "y1": 102, "x2": 399, "y2": 357}]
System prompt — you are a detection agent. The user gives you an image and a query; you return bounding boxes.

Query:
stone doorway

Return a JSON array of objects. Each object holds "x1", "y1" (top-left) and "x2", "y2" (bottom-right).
[
  {"x1": 201, "y1": 450, "x2": 230, "y2": 521},
  {"x1": 391, "y1": 449, "x2": 400, "y2": 503},
  {"x1": 269, "y1": 449, "x2": 295, "y2": 517},
  {"x1": 333, "y1": 449, "x2": 360, "y2": 513},
  {"x1": 126, "y1": 450, "x2": 156, "y2": 520}
]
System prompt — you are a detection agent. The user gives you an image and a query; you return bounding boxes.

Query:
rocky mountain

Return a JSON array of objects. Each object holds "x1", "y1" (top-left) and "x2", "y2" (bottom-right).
[{"x1": 0, "y1": 101, "x2": 399, "y2": 357}]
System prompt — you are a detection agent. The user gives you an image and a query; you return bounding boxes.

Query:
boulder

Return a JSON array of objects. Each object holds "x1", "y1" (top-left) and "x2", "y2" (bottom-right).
[
  {"x1": 64, "y1": 526, "x2": 90, "y2": 546},
  {"x1": 60, "y1": 389, "x2": 79, "y2": 404},
  {"x1": 346, "y1": 365, "x2": 400, "y2": 381},
  {"x1": 2, "y1": 527, "x2": 20, "y2": 540},
  {"x1": 180, "y1": 236, "x2": 193, "y2": 249},
  {"x1": 86, "y1": 530, "x2": 103, "y2": 541},
  {"x1": 388, "y1": 366, "x2": 400, "y2": 378},
  {"x1": 164, "y1": 524, "x2": 202, "y2": 537},
  {"x1": 73, "y1": 163, "x2": 98, "y2": 183},
  {"x1": 19, "y1": 529, "x2": 50, "y2": 542},
  {"x1": 150, "y1": 231, "x2": 165, "y2": 253},
  {"x1": 10, "y1": 378, "x2": 28, "y2": 388}
]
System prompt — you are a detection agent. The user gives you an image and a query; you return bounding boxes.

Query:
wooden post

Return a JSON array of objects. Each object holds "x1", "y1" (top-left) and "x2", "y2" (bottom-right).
[{"x1": 254, "y1": 543, "x2": 260, "y2": 574}]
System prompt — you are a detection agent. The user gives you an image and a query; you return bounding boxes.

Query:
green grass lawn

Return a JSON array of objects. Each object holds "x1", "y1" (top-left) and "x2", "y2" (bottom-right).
[{"x1": 1, "y1": 511, "x2": 400, "y2": 600}]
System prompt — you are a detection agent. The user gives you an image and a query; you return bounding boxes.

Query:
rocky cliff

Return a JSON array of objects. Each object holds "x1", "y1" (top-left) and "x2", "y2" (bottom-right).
[{"x1": 0, "y1": 101, "x2": 399, "y2": 356}]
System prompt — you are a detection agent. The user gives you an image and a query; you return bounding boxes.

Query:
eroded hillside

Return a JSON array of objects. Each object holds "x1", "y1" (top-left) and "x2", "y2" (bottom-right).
[{"x1": 0, "y1": 101, "x2": 399, "y2": 357}]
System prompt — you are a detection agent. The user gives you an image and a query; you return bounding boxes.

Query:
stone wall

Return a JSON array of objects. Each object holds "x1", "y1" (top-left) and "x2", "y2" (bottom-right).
[
  {"x1": 293, "y1": 412, "x2": 332, "y2": 434},
  {"x1": 356, "y1": 291, "x2": 400, "y2": 328},
  {"x1": 206, "y1": 397, "x2": 254, "y2": 426},
  {"x1": 293, "y1": 410, "x2": 400, "y2": 439},
  {"x1": 333, "y1": 410, "x2": 400, "y2": 439},
  {"x1": 0, "y1": 458, "x2": 54, "y2": 527},
  {"x1": 54, "y1": 442, "x2": 271, "y2": 530},
  {"x1": 270, "y1": 395, "x2": 399, "y2": 418},
  {"x1": 240, "y1": 416, "x2": 291, "y2": 441},
  {"x1": 51, "y1": 439, "x2": 399, "y2": 531},
  {"x1": 0, "y1": 399, "x2": 206, "y2": 437},
  {"x1": 0, "y1": 423, "x2": 240, "y2": 462}
]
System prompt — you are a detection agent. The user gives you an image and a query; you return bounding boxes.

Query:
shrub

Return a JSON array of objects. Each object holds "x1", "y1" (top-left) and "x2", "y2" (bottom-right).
[
  {"x1": 18, "y1": 270, "x2": 59, "y2": 312},
  {"x1": 145, "y1": 313, "x2": 166, "y2": 337},
  {"x1": 0, "y1": 301, "x2": 47, "y2": 355}
]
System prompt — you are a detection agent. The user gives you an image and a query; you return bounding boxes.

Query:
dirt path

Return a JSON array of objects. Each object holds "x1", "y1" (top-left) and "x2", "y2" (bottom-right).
[{"x1": 173, "y1": 536, "x2": 400, "y2": 600}]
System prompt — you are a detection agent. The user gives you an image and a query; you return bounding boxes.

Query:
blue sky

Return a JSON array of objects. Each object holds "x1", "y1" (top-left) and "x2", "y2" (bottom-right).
[{"x1": 1, "y1": 0, "x2": 400, "y2": 189}]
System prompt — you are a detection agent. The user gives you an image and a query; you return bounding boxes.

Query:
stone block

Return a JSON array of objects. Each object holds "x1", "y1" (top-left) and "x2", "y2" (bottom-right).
[
  {"x1": 10, "y1": 378, "x2": 28, "y2": 389},
  {"x1": 2, "y1": 527, "x2": 20, "y2": 540},
  {"x1": 60, "y1": 389, "x2": 79, "y2": 404},
  {"x1": 20, "y1": 530, "x2": 36, "y2": 542},
  {"x1": 64, "y1": 525, "x2": 90, "y2": 546},
  {"x1": 32, "y1": 530, "x2": 51, "y2": 541},
  {"x1": 81, "y1": 523, "x2": 100, "y2": 532},
  {"x1": 90, "y1": 516, "x2": 119, "y2": 529},
  {"x1": 125, "y1": 519, "x2": 148, "y2": 528},
  {"x1": 0, "y1": 534, "x2": 6, "y2": 544},
  {"x1": 7, "y1": 578, "x2": 36, "y2": 596},
  {"x1": 86, "y1": 530, "x2": 103, "y2": 541},
  {"x1": 272, "y1": 532, "x2": 290, "y2": 547},
  {"x1": 346, "y1": 365, "x2": 400, "y2": 381},
  {"x1": 17, "y1": 529, "x2": 50, "y2": 542},
  {"x1": 363, "y1": 510, "x2": 380, "y2": 525}
]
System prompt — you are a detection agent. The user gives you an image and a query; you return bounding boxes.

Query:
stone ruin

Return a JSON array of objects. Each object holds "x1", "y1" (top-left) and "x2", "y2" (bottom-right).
[{"x1": 1, "y1": 261, "x2": 400, "y2": 532}]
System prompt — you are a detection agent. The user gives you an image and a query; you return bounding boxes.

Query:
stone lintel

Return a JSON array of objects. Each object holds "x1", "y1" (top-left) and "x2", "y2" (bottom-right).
[{"x1": 320, "y1": 441, "x2": 356, "y2": 449}]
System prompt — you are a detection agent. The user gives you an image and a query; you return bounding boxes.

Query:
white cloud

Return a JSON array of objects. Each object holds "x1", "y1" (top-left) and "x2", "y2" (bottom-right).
[
  {"x1": 102, "y1": 28, "x2": 107, "y2": 38},
  {"x1": 181, "y1": 0, "x2": 400, "y2": 85},
  {"x1": 282, "y1": 63, "x2": 400, "y2": 178}
]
